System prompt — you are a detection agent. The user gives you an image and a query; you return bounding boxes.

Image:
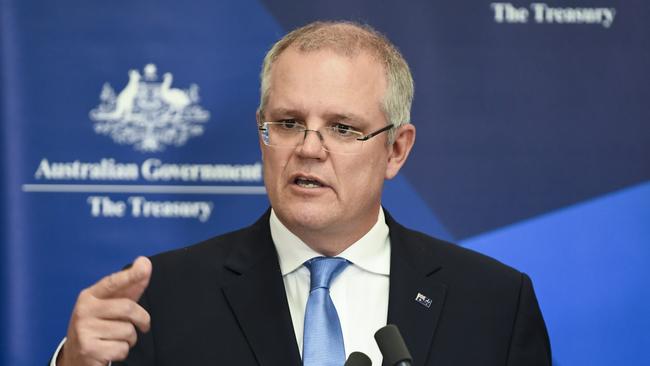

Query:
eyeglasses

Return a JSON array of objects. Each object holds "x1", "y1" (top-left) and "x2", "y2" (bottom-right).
[{"x1": 258, "y1": 120, "x2": 394, "y2": 154}]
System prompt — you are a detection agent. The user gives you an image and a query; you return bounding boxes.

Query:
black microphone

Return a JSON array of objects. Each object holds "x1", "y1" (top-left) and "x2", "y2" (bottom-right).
[
  {"x1": 344, "y1": 351, "x2": 372, "y2": 366},
  {"x1": 374, "y1": 324, "x2": 413, "y2": 366}
]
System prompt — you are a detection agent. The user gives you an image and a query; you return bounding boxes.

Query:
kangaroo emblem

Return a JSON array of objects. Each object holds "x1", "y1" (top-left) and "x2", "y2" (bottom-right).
[
  {"x1": 89, "y1": 64, "x2": 210, "y2": 152},
  {"x1": 109, "y1": 69, "x2": 141, "y2": 119}
]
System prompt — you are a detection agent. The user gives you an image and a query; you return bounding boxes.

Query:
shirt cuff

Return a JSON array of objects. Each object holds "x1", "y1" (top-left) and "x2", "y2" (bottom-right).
[
  {"x1": 50, "y1": 337, "x2": 66, "y2": 366},
  {"x1": 50, "y1": 338, "x2": 111, "y2": 366}
]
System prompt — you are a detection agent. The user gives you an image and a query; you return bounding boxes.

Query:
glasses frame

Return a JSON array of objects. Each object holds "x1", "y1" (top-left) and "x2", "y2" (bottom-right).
[
  {"x1": 258, "y1": 121, "x2": 394, "y2": 146},
  {"x1": 257, "y1": 121, "x2": 395, "y2": 154}
]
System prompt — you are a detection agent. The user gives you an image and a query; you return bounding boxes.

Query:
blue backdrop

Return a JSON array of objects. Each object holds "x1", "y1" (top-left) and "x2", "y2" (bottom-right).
[{"x1": 1, "y1": 0, "x2": 649, "y2": 365}]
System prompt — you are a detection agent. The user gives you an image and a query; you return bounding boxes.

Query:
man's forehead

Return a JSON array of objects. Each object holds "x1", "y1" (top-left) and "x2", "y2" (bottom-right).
[
  {"x1": 262, "y1": 47, "x2": 387, "y2": 122},
  {"x1": 268, "y1": 47, "x2": 387, "y2": 96}
]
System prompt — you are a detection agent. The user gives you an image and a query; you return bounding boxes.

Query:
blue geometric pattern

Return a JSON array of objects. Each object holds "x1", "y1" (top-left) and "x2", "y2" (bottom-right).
[{"x1": 462, "y1": 181, "x2": 650, "y2": 366}]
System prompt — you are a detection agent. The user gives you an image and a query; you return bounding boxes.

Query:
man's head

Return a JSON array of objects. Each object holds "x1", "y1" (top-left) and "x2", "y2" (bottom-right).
[
  {"x1": 257, "y1": 21, "x2": 416, "y2": 254},
  {"x1": 258, "y1": 21, "x2": 414, "y2": 143}
]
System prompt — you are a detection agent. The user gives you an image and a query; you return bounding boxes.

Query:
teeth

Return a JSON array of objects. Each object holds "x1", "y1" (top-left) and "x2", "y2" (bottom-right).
[{"x1": 295, "y1": 178, "x2": 323, "y2": 188}]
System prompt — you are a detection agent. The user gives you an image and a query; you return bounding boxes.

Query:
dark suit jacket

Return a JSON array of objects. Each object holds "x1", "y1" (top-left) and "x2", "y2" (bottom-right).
[{"x1": 118, "y1": 210, "x2": 551, "y2": 365}]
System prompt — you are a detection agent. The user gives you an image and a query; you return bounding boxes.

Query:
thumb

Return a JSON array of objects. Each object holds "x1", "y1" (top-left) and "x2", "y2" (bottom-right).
[{"x1": 91, "y1": 256, "x2": 152, "y2": 300}]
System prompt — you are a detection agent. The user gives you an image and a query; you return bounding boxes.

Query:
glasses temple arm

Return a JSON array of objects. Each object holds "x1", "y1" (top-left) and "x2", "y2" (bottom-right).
[{"x1": 356, "y1": 124, "x2": 394, "y2": 141}]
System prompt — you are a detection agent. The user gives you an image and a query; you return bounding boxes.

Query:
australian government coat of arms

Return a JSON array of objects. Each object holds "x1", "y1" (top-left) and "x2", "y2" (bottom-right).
[{"x1": 90, "y1": 64, "x2": 210, "y2": 152}]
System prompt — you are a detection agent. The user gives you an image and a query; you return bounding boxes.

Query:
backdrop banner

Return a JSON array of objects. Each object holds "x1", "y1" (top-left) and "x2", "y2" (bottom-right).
[{"x1": 1, "y1": 1, "x2": 649, "y2": 365}]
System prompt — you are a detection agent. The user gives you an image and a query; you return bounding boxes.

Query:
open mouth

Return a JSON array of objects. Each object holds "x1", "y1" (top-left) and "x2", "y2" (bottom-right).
[{"x1": 294, "y1": 177, "x2": 325, "y2": 188}]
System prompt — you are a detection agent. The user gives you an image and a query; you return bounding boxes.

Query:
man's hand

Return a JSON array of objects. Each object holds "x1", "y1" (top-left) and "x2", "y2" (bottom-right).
[{"x1": 58, "y1": 256, "x2": 152, "y2": 366}]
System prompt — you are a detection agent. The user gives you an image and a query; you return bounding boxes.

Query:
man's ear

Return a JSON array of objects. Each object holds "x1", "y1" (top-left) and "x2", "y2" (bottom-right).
[{"x1": 385, "y1": 124, "x2": 416, "y2": 179}]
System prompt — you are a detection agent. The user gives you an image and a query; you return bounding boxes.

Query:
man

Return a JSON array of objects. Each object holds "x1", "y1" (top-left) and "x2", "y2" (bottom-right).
[{"x1": 53, "y1": 21, "x2": 551, "y2": 365}]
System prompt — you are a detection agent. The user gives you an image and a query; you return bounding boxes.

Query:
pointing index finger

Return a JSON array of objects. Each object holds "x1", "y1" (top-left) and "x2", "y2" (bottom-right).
[{"x1": 91, "y1": 256, "x2": 152, "y2": 300}]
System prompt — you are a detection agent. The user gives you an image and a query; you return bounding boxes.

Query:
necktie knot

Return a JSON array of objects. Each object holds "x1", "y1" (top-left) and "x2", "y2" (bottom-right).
[{"x1": 305, "y1": 257, "x2": 349, "y2": 291}]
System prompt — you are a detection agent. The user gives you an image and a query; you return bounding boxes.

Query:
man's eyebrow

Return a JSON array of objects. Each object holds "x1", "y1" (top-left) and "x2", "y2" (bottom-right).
[
  {"x1": 265, "y1": 108, "x2": 370, "y2": 126},
  {"x1": 323, "y1": 112, "x2": 370, "y2": 126},
  {"x1": 265, "y1": 107, "x2": 305, "y2": 118}
]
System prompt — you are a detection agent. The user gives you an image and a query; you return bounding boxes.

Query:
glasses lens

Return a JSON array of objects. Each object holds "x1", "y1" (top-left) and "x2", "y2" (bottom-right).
[
  {"x1": 322, "y1": 127, "x2": 363, "y2": 154},
  {"x1": 261, "y1": 127, "x2": 270, "y2": 145},
  {"x1": 262, "y1": 123, "x2": 302, "y2": 147}
]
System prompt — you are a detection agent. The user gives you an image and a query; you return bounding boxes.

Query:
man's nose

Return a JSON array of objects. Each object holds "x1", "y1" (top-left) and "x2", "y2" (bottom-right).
[{"x1": 297, "y1": 129, "x2": 327, "y2": 158}]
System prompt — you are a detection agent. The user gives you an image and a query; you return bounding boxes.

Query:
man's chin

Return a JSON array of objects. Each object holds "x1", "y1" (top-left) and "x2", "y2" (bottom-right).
[{"x1": 275, "y1": 202, "x2": 338, "y2": 232}]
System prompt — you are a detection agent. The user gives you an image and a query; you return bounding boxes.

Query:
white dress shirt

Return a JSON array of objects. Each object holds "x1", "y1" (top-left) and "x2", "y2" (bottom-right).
[{"x1": 271, "y1": 208, "x2": 390, "y2": 366}]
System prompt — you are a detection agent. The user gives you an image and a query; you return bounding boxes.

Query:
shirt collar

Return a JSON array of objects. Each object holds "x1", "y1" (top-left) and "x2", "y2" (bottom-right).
[{"x1": 270, "y1": 208, "x2": 390, "y2": 276}]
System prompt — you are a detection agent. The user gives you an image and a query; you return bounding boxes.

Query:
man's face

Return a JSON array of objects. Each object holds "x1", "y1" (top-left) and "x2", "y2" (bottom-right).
[{"x1": 259, "y1": 47, "x2": 405, "y2": 251}]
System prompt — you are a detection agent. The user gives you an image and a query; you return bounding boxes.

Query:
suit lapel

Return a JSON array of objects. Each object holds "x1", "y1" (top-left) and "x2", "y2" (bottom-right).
[
  {"x1": 386, "y1": 213, "x2": 447, "y2": 366},
  {"x1": 220, "y1": 212, "x2": 302, "y2": 366}
]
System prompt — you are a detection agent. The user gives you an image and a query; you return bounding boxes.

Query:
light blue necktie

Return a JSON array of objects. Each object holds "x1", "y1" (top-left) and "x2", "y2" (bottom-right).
[{"x1": 303, "y1": 256, "x2": 350, "y2": 366}]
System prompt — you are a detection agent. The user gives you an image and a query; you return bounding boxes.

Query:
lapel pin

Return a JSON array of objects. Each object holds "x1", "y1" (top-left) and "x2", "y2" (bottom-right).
[{"x1": 415, "y1": 292, "x2": 433, "y2": 308}]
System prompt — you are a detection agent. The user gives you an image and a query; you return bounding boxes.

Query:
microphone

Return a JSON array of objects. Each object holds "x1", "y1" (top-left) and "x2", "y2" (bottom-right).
[
  {"x1": 374, "y1": 324, "x2": 412, "y2": 366},
  {"x1": 344, "y1": 351, "x2": 372, "y2": 366}
]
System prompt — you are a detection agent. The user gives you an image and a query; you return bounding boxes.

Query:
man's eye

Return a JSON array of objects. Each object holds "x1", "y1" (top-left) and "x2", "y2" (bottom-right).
[
  {"x1": 279, "y1": 119, "x2": 302, "y2": 129},
  {"x1": 332, "y1": 123, "x2": 358, "y2": 136}
]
